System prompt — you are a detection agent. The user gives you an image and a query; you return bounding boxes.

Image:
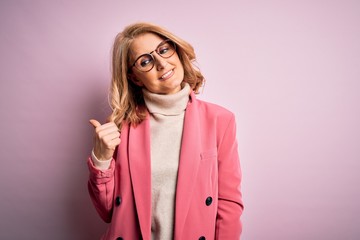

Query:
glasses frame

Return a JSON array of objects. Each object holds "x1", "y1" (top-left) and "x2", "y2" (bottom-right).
[{"x1": 130, "y1": 39, "x2": 176, "y2": 72}]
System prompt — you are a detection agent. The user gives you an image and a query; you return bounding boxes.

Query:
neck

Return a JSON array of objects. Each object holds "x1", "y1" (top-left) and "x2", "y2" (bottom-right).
[{"x1": 142, "y1": 83, "x2": 191, "y2": 116}]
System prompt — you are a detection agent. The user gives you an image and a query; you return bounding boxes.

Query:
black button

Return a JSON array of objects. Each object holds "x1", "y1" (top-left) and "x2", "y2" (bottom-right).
[
  {"x1": 115, "y1": 196, "x2": 122, "y2": 206},
  {"x1": 199, "y1": 236, "x2": 206, "y2": 240},
  {"x1": 205, "y1": 196, "x2": 212, "y2": 206},
  {"x1": 116, "y1": 237, "x2": 123, "y2": 240}
]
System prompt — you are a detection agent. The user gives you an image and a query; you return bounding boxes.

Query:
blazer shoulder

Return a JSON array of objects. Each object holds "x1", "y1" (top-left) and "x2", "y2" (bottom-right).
[{"x1": 195, "y1": 98, "x2": 235, "y2": 121}]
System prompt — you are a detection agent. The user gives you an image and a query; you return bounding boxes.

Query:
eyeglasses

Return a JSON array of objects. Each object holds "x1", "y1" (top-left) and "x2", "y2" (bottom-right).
[{"x1": 130, "y1": 39, "x2": 176, "y2": 72}]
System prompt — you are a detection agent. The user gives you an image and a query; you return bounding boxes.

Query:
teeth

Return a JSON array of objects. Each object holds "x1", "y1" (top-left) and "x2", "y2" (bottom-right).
[{"x1": 161, "y1": 70, "x2": 173, "y2": 79}]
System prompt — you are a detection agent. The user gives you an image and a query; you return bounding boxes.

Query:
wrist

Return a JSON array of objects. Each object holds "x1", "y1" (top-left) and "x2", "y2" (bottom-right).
[
  {"x1": 92, "y1": 149, "x2": 112, "y2": 162},
  {"x1": 91, "y1": 149, "x2": 112, "y2": 171}
]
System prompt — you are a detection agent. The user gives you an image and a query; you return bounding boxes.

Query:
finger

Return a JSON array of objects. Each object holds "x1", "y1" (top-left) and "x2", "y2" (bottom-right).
[
  {"x1": 102, "y1": 133, "x2": 120, "y2": 146},
  {"x1": 102, "y1": 137, "x2": 121, "y2": 151},
  {"x1": 89, "y1": 119, "x2": 101, "y2": 128},
  {"x1": 108, "y1": 137, "x2": 121, "y2": 147},
  {"x1": 102, "y1": 131, "x2": 120, "y2": 142},
  {"x1": 101, "y1": 122, "x2": 118, "y2": 129},
  {"x1": 94, "y1": 122, "x2": 118, "y2": 132},
  {"x1": 97, "y1": 125, "x2": 120, "y2": 137}
]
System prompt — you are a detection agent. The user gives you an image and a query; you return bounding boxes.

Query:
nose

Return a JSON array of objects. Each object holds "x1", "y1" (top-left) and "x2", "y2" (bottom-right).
[{"x1": 153, "y1": 53, "x2": 168, "y2": 70}]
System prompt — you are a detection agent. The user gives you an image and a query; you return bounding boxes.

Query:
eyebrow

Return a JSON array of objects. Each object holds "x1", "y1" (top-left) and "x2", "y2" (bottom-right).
[{"x1": 133, "y1": 39, "x2": 166, "y2": 61}]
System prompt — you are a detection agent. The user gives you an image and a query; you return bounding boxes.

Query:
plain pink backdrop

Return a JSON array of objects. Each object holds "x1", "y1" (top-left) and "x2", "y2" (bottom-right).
[{"x1": 1, "y1": 1, "x2": 359, "y2": 239}]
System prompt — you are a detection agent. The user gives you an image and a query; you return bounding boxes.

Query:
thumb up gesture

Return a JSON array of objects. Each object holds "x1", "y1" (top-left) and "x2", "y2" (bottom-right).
[{"x1": 89, "y1": 119, "x2": 121, "y2": 161}]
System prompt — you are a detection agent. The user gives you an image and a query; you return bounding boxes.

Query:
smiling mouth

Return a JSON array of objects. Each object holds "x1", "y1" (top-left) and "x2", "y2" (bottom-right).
[{"x1": 159, "y1": 69, "x2": 174, "y2": 80}]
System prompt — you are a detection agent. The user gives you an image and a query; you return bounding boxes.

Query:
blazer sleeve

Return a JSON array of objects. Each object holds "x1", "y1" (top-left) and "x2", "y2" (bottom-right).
[
  {"x1": 216, "y1": 114, "x2": 244, "y2": 239},
  {"x1": 87, "y1": 157, "x2": 116, "y2": 223}
]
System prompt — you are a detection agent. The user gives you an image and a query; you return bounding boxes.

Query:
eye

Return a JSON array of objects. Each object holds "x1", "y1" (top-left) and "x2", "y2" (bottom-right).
[
  {"x1": 158, "y1": 44, "x2": 170, "y2": 55},
  {"x1": 138, "y1": 55, "x2": 153, "y2": 67}
]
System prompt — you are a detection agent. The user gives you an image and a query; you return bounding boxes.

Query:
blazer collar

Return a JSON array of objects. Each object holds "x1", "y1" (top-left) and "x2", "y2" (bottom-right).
[
  {"x1": 174, "y1": 92, "x2": 202, "y2": 239},
  {"x1": 128, "y1": 116, "x2": 152, "y2": 239}
]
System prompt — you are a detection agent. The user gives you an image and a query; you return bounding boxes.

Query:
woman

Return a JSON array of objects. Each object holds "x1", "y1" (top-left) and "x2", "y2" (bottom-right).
[{"x1": 88, "y1": 22, "x2": 243, "y2": 240}]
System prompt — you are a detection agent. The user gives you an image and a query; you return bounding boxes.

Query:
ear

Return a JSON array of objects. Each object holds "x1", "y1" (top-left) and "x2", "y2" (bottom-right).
[{"x1": 128, "y1": 73, "x2": 144, "y2": 87}]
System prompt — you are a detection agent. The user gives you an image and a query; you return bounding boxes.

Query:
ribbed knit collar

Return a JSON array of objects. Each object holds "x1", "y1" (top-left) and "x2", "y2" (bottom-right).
[{"x1": 142, "y1": 83, "x2": 190, "y2": 116}]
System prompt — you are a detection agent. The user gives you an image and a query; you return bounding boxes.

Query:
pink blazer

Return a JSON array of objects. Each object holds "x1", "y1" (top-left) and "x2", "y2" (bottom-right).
[{"x1": 88, "y1": 92, "x2": 244, "y2": 240}]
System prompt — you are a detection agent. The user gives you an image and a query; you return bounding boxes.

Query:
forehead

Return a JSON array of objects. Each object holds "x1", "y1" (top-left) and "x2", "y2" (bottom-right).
[{"x1": 130, "y1": 33, "x2": 164, "y2": 59}]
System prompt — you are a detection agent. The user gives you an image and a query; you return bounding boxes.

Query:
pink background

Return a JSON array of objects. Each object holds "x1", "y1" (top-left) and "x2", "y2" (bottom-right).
[{"x1": 1, "y1": 1, "x2": 360, "y2": 239}]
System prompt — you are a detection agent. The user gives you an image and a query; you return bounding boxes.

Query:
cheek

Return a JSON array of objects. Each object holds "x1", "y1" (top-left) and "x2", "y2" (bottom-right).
[
  {"x1": 131, "y1": 72, "x2": 146, "y2": 86},
  {"x1": 135, "y1": 72, "x2": 157, "y2": 85},
  {"x1": 178, "y1": 61, "x2": 185, "y2": 77},
  {"x1": 174, "y1": 56, "x2": 184, "y2": 72}
]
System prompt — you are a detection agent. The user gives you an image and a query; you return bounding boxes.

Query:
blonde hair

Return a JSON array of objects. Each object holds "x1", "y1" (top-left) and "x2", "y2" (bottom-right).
[{"x1": 109, "y1": 22, "x2": 205, "y2": 129}]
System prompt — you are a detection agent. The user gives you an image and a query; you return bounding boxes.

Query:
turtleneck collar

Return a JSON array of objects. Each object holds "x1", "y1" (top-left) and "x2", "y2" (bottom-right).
[{"x1": 142, "y1": 83, "x2": 191, "y2": 116}]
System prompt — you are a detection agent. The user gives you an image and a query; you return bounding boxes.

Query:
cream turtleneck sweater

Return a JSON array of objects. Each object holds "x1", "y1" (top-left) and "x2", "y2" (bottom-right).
[{"x1": 142, "y1": 83, "x2": 190, "y2": 240}]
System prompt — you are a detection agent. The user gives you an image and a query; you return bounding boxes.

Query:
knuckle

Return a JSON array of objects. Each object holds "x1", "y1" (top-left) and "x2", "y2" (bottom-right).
[
  {"x1": 96, "y1": 130, "x2": 103, "y2": 138},
  {"x1": 102, "y1": 136, "x2": 110, "y2": 143},
  {"x1": 95, "y1": 127, "x2": 101, "y2": 134}
]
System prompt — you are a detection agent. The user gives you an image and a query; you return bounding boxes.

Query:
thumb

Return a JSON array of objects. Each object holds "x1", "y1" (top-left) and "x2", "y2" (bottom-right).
[{"x1": 89, "y1": 119, "x2": 101, "y2": 128}]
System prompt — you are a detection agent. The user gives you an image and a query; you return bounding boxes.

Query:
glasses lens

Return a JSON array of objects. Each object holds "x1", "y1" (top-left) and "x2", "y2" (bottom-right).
[
  {"x1": 135, "y1": 54, "x2": 154, "y2": 72},
  {"x1": 157, "y1": 41, "x2": 176, "y2": 58}
]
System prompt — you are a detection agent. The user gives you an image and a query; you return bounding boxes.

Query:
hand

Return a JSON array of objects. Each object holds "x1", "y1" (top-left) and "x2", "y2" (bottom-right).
[{"x1": 89, "y1": 119, "x2": 121, "y2": 161}]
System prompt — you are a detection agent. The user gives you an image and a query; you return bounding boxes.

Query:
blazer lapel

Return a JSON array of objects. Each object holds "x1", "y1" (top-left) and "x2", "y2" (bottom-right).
[
  {"x1": 128, "y1": 116, "x2": 151, "y2": 239},
  {"x1": 174, "y1": 92, "x2": 202, "y2": 239}
]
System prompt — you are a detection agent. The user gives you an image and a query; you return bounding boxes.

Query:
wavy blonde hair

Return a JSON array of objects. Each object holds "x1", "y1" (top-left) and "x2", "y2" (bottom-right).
[{"x1": 109, "y1": 22, "x2": 205, "y2": 129}]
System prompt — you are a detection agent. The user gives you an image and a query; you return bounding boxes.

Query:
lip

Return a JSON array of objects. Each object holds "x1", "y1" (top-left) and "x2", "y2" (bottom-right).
[{"x1": 159, "y1": 69, "x2": 175, "y2": 81}]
